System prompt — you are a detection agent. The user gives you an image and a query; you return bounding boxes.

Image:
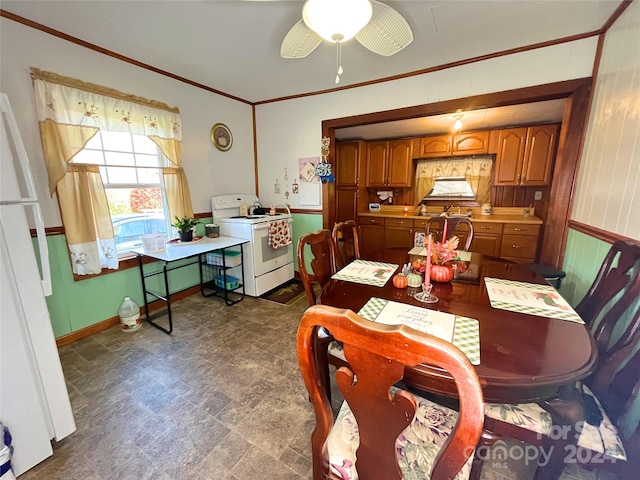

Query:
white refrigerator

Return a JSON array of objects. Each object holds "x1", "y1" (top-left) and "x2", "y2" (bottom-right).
[{"x1": 0, "y1": 92, "x2": 75, "y2": 476}]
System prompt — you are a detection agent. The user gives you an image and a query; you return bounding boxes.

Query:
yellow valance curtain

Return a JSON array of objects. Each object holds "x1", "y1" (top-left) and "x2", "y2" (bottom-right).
[
  {"x1": 414, "y1": 157, "x2": 493, "y2": 205},
  {"x1": 31, "y1": 67, "x2": 193, "y2": 274}
]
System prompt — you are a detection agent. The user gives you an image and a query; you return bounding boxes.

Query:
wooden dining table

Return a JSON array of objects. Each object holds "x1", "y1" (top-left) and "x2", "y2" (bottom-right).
[{"x1": 318, "y1": 253, "x2": 598, "y2": 404}]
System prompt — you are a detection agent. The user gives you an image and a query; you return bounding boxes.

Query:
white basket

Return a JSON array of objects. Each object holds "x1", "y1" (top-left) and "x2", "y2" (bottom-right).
[{"x1": 141, "y1": 233, "x2": 166, "y2": 252}]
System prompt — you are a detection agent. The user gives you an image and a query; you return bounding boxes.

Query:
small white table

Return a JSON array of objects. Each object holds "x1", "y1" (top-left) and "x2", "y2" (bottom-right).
[{"x1": 131, "y1": 236, "x2": 248, "y2": 334}]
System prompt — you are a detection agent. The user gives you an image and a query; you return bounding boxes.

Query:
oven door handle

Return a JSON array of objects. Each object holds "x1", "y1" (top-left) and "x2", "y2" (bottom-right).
[{"x1": 253, "y1": 219, "x2": 293, "y2": 231}]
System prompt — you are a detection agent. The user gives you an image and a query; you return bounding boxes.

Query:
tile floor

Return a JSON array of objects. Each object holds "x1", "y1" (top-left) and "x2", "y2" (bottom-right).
[{"x1": 20, "y1": 293, "x2": 619, "y2": 479}]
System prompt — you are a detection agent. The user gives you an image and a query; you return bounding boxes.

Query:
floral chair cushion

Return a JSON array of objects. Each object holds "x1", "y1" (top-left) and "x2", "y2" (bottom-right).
[
  {"x1": 328, "y1": 340, "x2": 345, "y2": 361},
  {"x1": 484, "y1": 384, "x2": 627, "y2": 461},
  {"x1": 326, "y1": 387, "x2": 473, "y2": 480}
]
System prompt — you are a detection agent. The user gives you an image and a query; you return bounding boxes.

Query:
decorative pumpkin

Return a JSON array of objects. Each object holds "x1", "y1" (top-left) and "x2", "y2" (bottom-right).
[
  {"x1": 406, "y1": 272, "x2": 423, "y2": 288},
  {"x1": 430, "y1": 265, "x2": 455, "y2": 283},
  {"x1": 411, "y1": 259, "x2": 426, "y2": 273},
  {"x1": 392, "y1": 273, "x2": 408, "y2": 289}
]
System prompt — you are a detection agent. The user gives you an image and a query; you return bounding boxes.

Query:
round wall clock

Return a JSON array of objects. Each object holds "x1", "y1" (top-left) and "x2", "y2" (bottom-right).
[{"x1": 210, "y1": 123, "x2": 233, "y2": 152}]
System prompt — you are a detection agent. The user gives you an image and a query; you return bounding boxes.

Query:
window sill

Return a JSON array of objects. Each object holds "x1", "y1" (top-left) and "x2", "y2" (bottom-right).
[{"x1": 72, "y1": 253, "x2": 158, "y2": 282}]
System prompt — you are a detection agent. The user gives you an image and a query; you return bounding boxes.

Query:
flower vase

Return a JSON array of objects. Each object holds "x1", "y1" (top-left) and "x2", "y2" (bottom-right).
[{"x1": 430, "y1": 265, "x2": 454, "y2": 283}]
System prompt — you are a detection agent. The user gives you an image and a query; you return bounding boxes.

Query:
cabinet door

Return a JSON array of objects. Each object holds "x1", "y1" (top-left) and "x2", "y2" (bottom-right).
[
  {"x1": 359, "y1": 224, "x2": 384, "y2": 261},
  {"x1": 453, "y1": 131, "x2": 490, "y2": 155},
  {"x1": 383, "y1": 223, "x2": 413, "y2": 265},
  {"x1": 336, "y1": 141, "x2": 361, "y2": 188},
  {"x1": 522, "y1": 124, "x2": 558, "y2": 186},
  {"x1": 387, "y1": 139, "x2": 413, "y2": 187},
  {"x1": 470, "y1": 233, "x2": 502, "y2": 257},
  {"x1": 336, "y1": 188, "x2": 358, "y2": 223},
  {"x1": 494, "y1": 127, "x2": 527, "y2": 185},
  {"x1": 419, "y1": 134, "x2": 452, "y2": 158},
  {"x1": 365, "y1": 141, "x2": 388, "y2": 187}
]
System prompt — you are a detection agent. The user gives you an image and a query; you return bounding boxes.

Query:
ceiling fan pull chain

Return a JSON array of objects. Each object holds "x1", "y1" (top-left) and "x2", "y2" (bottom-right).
[{"x1": 335, "y1": 41, "x2": 343, "y2": 84}]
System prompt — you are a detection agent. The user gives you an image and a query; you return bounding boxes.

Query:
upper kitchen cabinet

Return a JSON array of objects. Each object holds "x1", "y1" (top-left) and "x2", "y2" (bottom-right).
[
  {"x1": 453, "y1": 131, "x2": 490, "y2": 155},
  {"x1": 494, "y1": 124, "x2": 559, "y2": 186},
  {"x1": 335, "y1": 140, "x2": 367, "y2": 223},
  {"x1": 365, "y1": 138, "x2": 414, "y2": 188},
  {"x1": 336, "y1": 140, "x2": 364, "y2": 188},
  {"x1": 418, "y1": 134, "x2": 452, "y2": 158},
  {"x1": 418, "y1": 131, "x2": 490, "y2": 158}
]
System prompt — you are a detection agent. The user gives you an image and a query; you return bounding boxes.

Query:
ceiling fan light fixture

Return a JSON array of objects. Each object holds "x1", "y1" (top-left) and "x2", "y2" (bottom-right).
[
  {"x1": 302, "y1": 0, "x2": 373, "y2": 43},
  {"x1": 452, "y1": 114, "x2": 464, "y2": 132}
]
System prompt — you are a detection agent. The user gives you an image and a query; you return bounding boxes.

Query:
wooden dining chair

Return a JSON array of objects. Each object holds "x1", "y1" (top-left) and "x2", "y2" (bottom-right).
[
  {"x1": 574, "y1": 239, "x2": 640, "y2": 355},
  {"x1": 426, "y1": 216, "x2": 474, "y2": 251},
  {"x1": 331, "y1": 220, "x2": 360, "y2": 271},
  {"x1": 297, "y1": 229, "x2": 335, "y2": 307},
  {"x1": 476, "y1": 299, "x2": 640, "y2": 480},
  {"x1": 297, "y1": 304, "x2": 484, "y2": 480}
]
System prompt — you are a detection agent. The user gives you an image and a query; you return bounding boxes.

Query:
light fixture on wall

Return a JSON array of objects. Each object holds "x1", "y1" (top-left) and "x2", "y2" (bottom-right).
[{"x1": 452, "y1": 114, "x2": 464, "y2": 132}]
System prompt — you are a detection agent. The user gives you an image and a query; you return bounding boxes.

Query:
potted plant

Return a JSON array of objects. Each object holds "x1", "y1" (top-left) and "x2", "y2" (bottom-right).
[{"x1": 172, "y1": 215, "x2": 199, "y2": 242}]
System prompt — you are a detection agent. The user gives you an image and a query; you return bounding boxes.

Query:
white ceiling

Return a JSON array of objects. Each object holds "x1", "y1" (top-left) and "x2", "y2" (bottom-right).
[{"x1": 2, "y1": 0, "x2": 623, "y2": 104}]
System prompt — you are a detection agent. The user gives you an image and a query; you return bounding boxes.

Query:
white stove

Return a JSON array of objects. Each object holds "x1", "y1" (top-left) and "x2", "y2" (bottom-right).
[{"x1": 211, "y1": 194, "x2": 294, "y2": 297}]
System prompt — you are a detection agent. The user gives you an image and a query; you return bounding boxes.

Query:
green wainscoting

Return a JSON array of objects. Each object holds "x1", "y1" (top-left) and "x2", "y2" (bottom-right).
[
  {"x1": 291, "y1": 212, "x2": 323, "y2": 273},
  {"x1": 40, "y1": 215, "x2": 322, "y2": 338},
  {"x1": 42, "y1": 220, "x2": 212, "y2": 338},
  {"x1": 561, "y1": 228, "x2": 612, "y2": 305}
]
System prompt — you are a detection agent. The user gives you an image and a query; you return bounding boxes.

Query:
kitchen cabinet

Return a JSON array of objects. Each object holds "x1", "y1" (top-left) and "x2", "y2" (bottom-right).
[
  {"x1": 418, "y1": 131, "x2": 490, "y2": 158},
  {"x1": 494, "y1": 124, "x2": 558, "y2": 186},
  {"x1": 453, "y1": 131, "x2": 490, "y2": 156},
  {"x1": 500, "y1": 223, "x2": 541, "y2": 263},
  {"x1": 469, "y1": 222, "x2": 503, "y2": 257},
  {"x1": 358, "y1": 216, "x2": 385, "y2": 262},
  {"x1": 383, "y1": 218, "x2": 413, "y2": 265},
  {"x1": 335, "y1": 141, "x2": 367, "y2": 223},
  {"x1": 365, "y1": 139, "x2": 414, "y2": 188}
]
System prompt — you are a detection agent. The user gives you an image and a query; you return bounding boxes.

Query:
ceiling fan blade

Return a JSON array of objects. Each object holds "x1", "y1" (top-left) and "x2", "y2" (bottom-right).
[
  {"x1": 356, "y1": 1, "x2": 414, "y2": 57},
  {"x1": 281, "y1": 19, "x2": 323, "y2": 58}
]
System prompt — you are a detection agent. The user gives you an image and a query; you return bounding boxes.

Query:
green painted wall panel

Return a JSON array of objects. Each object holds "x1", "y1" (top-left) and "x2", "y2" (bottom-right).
[{"x1": 291, "y1": 212, "x2": 323, "y2": 272}]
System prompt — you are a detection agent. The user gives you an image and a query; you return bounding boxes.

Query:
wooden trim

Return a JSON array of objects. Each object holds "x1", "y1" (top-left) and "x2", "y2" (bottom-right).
[
  {"x1": 55, "y1": 285, "x2": 201, "y2": 347},
  {"x1": 255, "y1": 32, "x2": 599, "y2": 105},
  {"x1": 568, "y1": 220, "x2": 636, "y2": 245},
  {"x1": 0, "y1": 9, "x2": 251, "y2": 105},
  {"x1": 30, "y1": 225, "x2": 65, "y2": 237},
  {"x1": 193, "y1": 211, "x2": 211, "y2": 219},
  {"x1": 252, "y1": 105, "x2": 259, "y2": 197},
  {"x1": 291, "y1": 208, "x2": 322, "y2": 215},
  {"x1": 71, "y1": 254, "x2": 159, "y2": 281},
  {"x1": 2, "y1": 8, "x2": 609, "y2": 107},
  {"x1": 600, "y1": 0, "x2": 632, "y2": 33}
]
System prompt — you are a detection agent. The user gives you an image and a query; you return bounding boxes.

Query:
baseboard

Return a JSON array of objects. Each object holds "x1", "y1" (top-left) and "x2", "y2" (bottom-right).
[{"x1": 55, "y1": 286, "x2": 201, "y2": 347}]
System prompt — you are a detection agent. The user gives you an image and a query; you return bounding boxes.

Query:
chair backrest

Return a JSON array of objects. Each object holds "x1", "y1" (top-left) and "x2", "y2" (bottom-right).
[
  {"x1": 426, "y1": 217, "x2": 474, "y2": 251},
  {"x1": 575, "y1": 240, "x2": 640, "y2": 355},
  {"x1": 297, "y1": 305, "x2": 484, "y2": 480},
  {"x1": 331, "y1": 220, "x2": 360, "y2": 271},
  {"x1": 297, "y1": 229, "x2": 334, "y2": 307}
]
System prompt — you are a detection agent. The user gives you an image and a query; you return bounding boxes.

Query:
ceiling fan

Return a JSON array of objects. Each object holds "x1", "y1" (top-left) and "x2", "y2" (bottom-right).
[{"x1": 281, "y1": 0, "x2": 414, "y2": 83}]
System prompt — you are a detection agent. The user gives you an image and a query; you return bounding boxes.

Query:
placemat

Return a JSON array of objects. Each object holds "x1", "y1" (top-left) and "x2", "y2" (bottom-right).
[
  {"x1": 358, "y1": 297, "x2": 480, "y2": 365},
  {"x1": 332, "y1": 259, "x2": 398, "y2": 287},
  {"x1": 485, "y1": 277, "x2": 584, "y2": 323}
]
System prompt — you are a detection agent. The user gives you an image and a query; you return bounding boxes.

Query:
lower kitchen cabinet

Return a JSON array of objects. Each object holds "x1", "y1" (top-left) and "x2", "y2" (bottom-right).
[
  {"x1": 500, "y1": 223, "x2": 540, "y2": 263},
  {"x1": 469, "y1": 222, "x2": 503, "y2": 257},
  {"x1": 358, "y1": 216, "x2": 384, "y2": 262},
  {"x1": 383, "y1": 218, "x2": 413, "y2": 265}
]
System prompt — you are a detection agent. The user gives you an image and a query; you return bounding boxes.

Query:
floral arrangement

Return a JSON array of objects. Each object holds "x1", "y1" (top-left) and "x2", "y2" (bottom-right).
[{"x1": 432, "y1": 235, "x2": 460, "y2": 265}]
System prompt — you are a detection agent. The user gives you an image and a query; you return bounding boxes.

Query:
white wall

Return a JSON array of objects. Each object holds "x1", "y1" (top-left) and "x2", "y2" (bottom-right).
[
  {"x1": 571, "y1": 1, "x2": 640, "y2": 240},
  {"x1": 255, "y1": 38, "x2": 598, "y2": 210},
  {"x1": 0, "y1": 18, "x2": 255, "y2": 224}
]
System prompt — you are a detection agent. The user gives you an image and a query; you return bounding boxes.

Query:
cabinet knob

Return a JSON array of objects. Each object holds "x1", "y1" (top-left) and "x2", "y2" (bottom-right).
[
  {"x1": 512, "y1": 244, "x2": 522, "y2": 249},
  {"x1": 480, "y1": 226, "x2": 489, "y2": 230},
  {"x1": 514, "y1": 227, "x2": 522, "y2": 231}
]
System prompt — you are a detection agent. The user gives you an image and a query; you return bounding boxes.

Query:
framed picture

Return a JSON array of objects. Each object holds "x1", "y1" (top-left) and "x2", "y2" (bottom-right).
[{"x1": 210, "y1": 123, "x2": 233, "y2": 152}]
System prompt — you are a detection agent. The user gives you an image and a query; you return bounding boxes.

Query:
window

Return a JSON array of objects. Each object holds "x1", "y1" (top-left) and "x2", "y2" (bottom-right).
[{"x1": 72, "y1": 131, "x2": 171, "y2": 254}]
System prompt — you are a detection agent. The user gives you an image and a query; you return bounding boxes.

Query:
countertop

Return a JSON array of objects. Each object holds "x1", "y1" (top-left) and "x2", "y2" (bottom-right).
[{"x1": 358, "y1": 206, "x2": 542, "y2": 225}]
